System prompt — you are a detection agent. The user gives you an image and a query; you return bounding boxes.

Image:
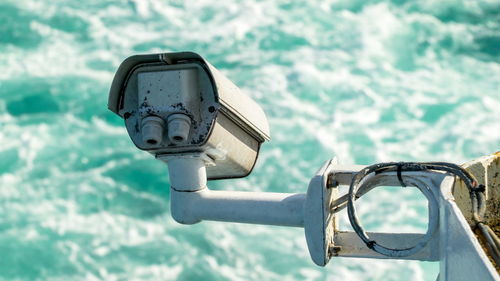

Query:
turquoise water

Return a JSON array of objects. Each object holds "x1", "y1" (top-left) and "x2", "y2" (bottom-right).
[{"x1": 0, "y1": 0, "x2": 499, "y2": 280}]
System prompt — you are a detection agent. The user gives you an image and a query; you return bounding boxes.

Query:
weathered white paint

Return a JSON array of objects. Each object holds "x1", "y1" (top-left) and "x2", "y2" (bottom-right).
[
  {"x1": 304, "y1": 159, "x2": 338, "y2": 266},
  {"x1": 167, "y1": 157, "x2": 207, "y2": 191},
  {"x1": 326, "y1": 162, "x2": 499, "y2": 281},
  {"x1": 333, "y1": 232, "x2": 440, "y2": 261},
  {"x1": 438, "y1": 174, "x2": 499, "y2": 281},
  {"x1": 110, "y1": 52, "x2": 271, "y2": 180},
  {"x1": 166, "y1": 155, "x2": 499, "y2": 281},
  {"x1": 170, "y1": 188, "x2": 305, "y2": 226},
  {"x1": 168, "y1": 156, "x2": 305, "y2": 226}
]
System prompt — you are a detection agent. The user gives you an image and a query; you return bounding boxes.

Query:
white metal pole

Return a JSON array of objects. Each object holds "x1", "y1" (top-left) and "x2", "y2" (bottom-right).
[
  {"x1": 168, "y1": 156, "x2": 306, "y2": 227},
  {"x1": 171, "y1": 189, "x2": 305, "y2": 226}
]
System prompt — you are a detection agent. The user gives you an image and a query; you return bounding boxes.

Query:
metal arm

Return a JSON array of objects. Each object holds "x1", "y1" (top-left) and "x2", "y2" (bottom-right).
[
  {"x1": 166, "y1": 155, "x2": 500, "y2": 281},
  {"x1": 168, "y1": 156, "x2": 306, "y2": 227}
]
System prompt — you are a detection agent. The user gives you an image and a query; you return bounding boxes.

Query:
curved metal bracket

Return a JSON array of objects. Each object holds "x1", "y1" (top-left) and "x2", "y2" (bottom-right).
[{"x1": 304, "y1": 158, "x2": 338, "y2": 266}]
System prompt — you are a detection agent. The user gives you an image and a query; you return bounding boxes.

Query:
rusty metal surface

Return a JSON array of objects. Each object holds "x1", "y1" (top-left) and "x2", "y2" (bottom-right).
[
  {"x1": 452, "y1": 152, "x2": 500, "y2": 274},
  {"x1": 454, "y1": 153, "x2": 500, "y2": 230}
]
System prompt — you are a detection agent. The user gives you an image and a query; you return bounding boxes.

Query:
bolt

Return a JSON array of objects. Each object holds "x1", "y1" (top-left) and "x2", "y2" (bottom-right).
[
  {"x1": 328, "y1": 245, "x2": 342, "y2": 257},
  {"x1": 327, "y1": 174, "x2": 338, "y2": 189}
]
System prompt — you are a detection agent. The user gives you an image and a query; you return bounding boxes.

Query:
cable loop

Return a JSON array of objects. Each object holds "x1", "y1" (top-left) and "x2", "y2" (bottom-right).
[
  {"x1": 347, "y1": 170, "x2": 438, "y2": 257},
  {"x1": 345, "y1": 161, "x2": 495, "y2": 260}
]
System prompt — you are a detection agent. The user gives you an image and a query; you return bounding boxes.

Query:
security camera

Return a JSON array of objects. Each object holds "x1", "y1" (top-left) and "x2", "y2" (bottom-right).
[
  {"x1": 108, "y1": 52, "x2": 270, "y2": 180},
  {"x1": 108, "y1": 52, "x2": 468, "y2": 270}
]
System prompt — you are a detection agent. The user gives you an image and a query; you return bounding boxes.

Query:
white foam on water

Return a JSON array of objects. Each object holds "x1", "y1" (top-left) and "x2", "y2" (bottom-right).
[{"x1": 1, "y1": 0, "x2": 499, "y2": 280}]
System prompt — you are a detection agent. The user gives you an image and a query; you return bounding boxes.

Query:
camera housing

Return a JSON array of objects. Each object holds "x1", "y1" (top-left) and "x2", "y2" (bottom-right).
[{"x1": 108, "y1": 52, "x2": 270, "y2": 180}]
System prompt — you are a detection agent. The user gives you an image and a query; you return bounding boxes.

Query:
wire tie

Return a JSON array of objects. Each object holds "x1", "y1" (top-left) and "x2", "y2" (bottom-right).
[
  {"x1": 397, "y1": 163, "x2": 406, "y2": 187},
  {"x1": 366, "y1": 240, "x2": 376, "y2": 249},
  {"x1": 475, "y1": 184, "x2": 486, "y2": 193}
]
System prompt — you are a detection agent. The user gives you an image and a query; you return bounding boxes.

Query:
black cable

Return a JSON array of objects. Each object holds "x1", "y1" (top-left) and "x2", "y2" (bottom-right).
[
  {"x1": 347, "y1": 163, "x2": 439, "y2": 257},
  {"x1": 346, "y1": 161, "x2": 499, "y2": 265}
]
